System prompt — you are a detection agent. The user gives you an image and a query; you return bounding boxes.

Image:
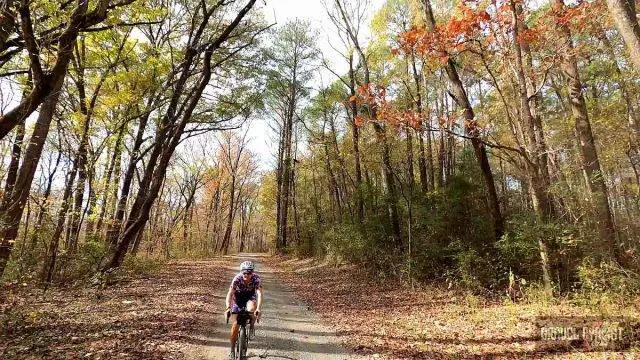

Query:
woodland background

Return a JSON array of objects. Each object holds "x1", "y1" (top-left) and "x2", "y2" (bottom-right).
[{"x1": 0, "y1": 0, "x2": 639, "y2": 303}]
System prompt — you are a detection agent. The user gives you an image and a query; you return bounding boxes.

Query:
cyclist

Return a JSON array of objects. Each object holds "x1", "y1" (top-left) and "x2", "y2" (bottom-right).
[{"x1": 225, "y1": 260, "x2": 263, "y2": 359}]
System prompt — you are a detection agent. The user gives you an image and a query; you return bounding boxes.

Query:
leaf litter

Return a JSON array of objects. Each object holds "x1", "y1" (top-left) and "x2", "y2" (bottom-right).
[
  {"x1": 264, "y1": 256, "x2": 640, "y2": 359},
  {"x1": 1, "y1": 259, "x2": 235, "y2": 359}
]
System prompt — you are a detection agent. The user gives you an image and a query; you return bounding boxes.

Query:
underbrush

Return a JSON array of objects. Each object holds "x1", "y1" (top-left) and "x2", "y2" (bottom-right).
[
  {"x1": 290, "y1": 183, "x2": 640, "y2": 306},
  {"x1": 120, "y1": 255, "x2": 164, "y2": 277},
  {"x1": 2, "y1": 236, "x2": 163, "y2": 288},
  {"x1": 572, "y1": 258, "x2": 640, "y2": 309}
]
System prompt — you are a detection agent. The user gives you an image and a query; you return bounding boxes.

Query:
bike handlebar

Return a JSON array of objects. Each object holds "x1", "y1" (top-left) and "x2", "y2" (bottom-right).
[{"x1": 226, "y1": 309, "x2": 255, "y2": 324}]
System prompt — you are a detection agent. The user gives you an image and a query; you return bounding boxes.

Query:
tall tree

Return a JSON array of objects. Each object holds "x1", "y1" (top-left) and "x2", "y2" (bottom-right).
[
  {"x1": 554, "y1": 0, "x2": 619, "y2": 260},
  {"x1": 331, "y1": 0, "x2": 404, "y2": 250},
  {"x1": 418, "y1": 0, "x2": 505, "y2": 240},
  {"x1": 263, "y1": 19, "x2": 318, "y2": 253},
  {"x1": 605, "y1": 0, "x2": 640, "y2": 67},
  {"x1": 102, "y1": 0, "x2": 263, "y2": 271}
]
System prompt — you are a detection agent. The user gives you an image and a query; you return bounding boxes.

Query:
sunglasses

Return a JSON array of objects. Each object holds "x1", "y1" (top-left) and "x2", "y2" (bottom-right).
[{"x1": 242, "y1": 271, "x2": 253, "y2": 275}]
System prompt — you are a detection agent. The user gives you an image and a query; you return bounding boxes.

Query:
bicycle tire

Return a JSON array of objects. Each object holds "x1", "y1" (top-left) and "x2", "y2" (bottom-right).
[{"x1": 238, "y1": 325, "x2": 248, "y2": 360}]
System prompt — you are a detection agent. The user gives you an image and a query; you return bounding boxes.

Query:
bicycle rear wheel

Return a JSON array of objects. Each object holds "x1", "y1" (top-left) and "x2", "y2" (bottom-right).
[{"x1": 238, "y1": 325, "x2": 248, "y2": 359}]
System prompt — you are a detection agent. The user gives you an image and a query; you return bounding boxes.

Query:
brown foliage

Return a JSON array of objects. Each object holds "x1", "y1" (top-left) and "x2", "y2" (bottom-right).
[{"x1": 1, "y1": 259, "x2": 233, "y2": 359}]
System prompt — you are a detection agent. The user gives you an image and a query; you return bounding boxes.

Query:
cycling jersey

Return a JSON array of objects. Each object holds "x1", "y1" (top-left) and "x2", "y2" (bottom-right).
[{"x1": 230, "y1": 272, "x2": 262, "y2": 312}]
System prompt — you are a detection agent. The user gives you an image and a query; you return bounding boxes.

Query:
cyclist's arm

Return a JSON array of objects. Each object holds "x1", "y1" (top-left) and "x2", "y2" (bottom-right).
[
  {"x1": 225, "y1": 285, "x2": 234, "y2": 310},
  {"x1": 256, "y1": 286, "x2": 263, "y2": 311}
]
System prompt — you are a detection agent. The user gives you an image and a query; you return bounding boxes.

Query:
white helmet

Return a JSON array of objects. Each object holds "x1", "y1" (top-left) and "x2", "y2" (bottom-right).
[{"x1": 240, "y1": 261, "x2": 255, "y2": 272}]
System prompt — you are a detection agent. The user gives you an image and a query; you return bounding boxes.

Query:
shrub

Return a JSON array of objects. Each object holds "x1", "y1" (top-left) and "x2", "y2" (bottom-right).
[
  {"x1": 575, "y1": 258, "x2": 640, "y2": 306},
  {"x1": 320, "y1": 218, "x2": 401, "y2": 276},
  {"x1": 408, "y1": 172, "x2": 497, "y2": 288},
  {"x1": 121, "y1": 255, "x2": 163, "y2": 277},
  {"x1": 56, "y1": 239, "x2": 108, "y2": 284},
  {"x1": 498, "y1": 215, "x2": 584, "y2": 292}
]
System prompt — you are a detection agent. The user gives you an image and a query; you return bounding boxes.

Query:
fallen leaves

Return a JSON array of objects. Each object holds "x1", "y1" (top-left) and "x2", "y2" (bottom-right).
[
  {"x1": 266, "y1": 256, "x2": 640, "y2": 359},
  {"x1": 1, "y1": 259, "x2": 233, "y2": 359}
]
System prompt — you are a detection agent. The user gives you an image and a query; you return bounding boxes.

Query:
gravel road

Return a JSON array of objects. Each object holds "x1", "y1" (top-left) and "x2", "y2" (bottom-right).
[{"x1": 184, "y1": 255, "x2": 367, "y2": 360}]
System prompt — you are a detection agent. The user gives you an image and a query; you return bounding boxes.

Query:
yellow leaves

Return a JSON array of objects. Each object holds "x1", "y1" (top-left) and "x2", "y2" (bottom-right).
[{"x1": 70, "y1": 111, "x2": 85, "y2": 132}]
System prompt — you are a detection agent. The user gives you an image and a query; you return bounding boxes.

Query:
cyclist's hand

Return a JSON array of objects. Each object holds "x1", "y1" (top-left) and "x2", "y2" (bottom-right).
[
  {"x1": 225, "y1": 308, "x2": 231, "y2": 321},
  {"x1": 254, "y1": 309, "x2": 261, "y2": 322}
]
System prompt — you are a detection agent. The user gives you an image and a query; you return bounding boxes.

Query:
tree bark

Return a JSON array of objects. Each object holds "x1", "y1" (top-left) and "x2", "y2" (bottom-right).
[
  {"x1": 278, "y1": 103, "x2": 293, "y2": 252},
  {"x1": 510, "y1": 0, "x2": 553, "y2": 295},
  {"x1": 0, "y1": 78, "x2": 64, "y2": 278},
  {"x1": 555, "y1": 0, "x2": 620, "y2": 261},
  {"x1": 410, "y1": 54, "x2": 429, "y2": 193},
  {"x1": 348, "y1": 53, "x2": 364, "y2": 222},
  {"x1": 107, "y1": 110, "x2": 150, "y2": 245},
  {"x1": 275, "y1": 124, "x2": 285, "y2": 252},
  {"x1": 421, "y1": 0, "x2": 504, "y2": 239},
  {"x1": 67, "y1": 114, "x2": 90, "y2": 251},
  {"x1": 30, "y1": 150, "x2": 62, "y2": 250},
  {"x1": 605, "y1": 0, "x2": 640, "y2": 68},
  {"x1": 95, "y1": 124, "x2": 124, "y2": 234},
  {"x1": 221, "y1": 175, "x2": 236, "y2": 254},
  {"x1": 0, "y1": 0, "x2": 15, "y2": 51},
  {"x1": 42, "y1": 158, "x2": 79, "y2": 284},
  {"x1": 1, "y1": 120, "x2": 25, "y2": 210}
]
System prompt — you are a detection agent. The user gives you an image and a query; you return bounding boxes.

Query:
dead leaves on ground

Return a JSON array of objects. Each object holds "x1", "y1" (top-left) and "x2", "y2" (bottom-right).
[
  {"x1": 1, "y1": 260, "x2": 232, "y2": 359},
  {"x1": 265, "y1": 256, "x2": 640, "y2": 359}
]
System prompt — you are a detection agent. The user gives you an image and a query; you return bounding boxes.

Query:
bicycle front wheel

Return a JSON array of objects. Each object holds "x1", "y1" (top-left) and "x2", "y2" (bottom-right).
[{"x1": 238, "y1": 326, "x2": 248, "y2": 359}]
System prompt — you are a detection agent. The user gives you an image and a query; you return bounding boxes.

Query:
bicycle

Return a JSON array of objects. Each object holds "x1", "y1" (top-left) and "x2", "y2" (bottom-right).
[{"x1": 226, "y1": 308, "x2": 253, "y2": 360}]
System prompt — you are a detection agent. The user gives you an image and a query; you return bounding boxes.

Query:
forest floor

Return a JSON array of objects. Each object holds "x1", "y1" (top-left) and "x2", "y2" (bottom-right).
[
  {"x1": 1, "y1": 258, "x2": 229, "y2": 359},
  {"x1": 1, "y1": 255, "x2": 639, "y2": 359},
  {"x1": 264, "y1": 256, "x2": 640, "y2": 359},
  {"x1": 1, "y1": 254, "x2": 361, "y2": 360}
]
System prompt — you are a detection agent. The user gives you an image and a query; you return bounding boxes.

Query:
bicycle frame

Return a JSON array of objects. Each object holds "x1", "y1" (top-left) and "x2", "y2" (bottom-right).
[{"x1": 227, "y1": 309, "x2": 252, "y2": 360}]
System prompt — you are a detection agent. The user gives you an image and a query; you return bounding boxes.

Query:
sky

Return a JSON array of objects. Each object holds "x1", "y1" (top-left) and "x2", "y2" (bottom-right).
[{"x1": 247, "y1": 0, "x2": 385, "y2": 171}]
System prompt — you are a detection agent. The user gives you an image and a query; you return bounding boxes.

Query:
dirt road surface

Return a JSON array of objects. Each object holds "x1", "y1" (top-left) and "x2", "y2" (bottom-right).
[{"x1": 185, "y1": 254, "x2": 367, "y2": 360}]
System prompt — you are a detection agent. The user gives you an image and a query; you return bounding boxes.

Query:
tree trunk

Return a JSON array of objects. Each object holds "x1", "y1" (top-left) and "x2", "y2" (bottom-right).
[
  {"x1": 323, "y1": 131, "x2": 342, "y2": 218},
  {"x1": 373, "y1": 122, "x2": 404, "y2": 251},
  {"x1": 410, "y1": 54, "x2": 429, "y2": 193},
  {"x1": 421, "y1": 0, "x2": 504, "y2": 239},
  {"x1": 510, "y1": 0, "x2": 553, "y2": 295},
  {"x1": 510, "y1": 0, "x2": 553, "y2": 219},
  {"x1": 555, "y1": 0, "x2": 619, "y2": 261},
  {"x1": 0, "y1": 0, "x2": 16, "y2": 50},
  {"x1": 67, "y1": 121, "x2": 90, "y2": 252},
  {"x1": 406, "y1": 126, "x2": 416, "y2": 191},
  {"x1": 275, "y1": 124, "x2": 285, "y2": 252},
  {"x1": 1, "y1": 120, "x2": 25, "y2": 210},
  {"x1": 221, "y1": 176, "x2": 236, "y2": 255},
  {"x1": 107, "y1": 112, "x2": 150, "y2": 245},
  {"x1": 348, "y1": 53, "x2": 364, "y2": 222},
  {"x1": 0, "y1": 78, "x2": 64, "y2": 278},
  {"x1": 84, "y1": 161, "x2": 98, "y2": 238},
  {"x1": 605, "y1": 0, "x2": 640, "y2": 68},
  {"x1": 278, "y1": 111, "x2": 293, "y2": 252},
  {"x1": 30, "y1": 150, "x2": 62, "y2": 250},
  {"x1": 95, "y1": 125, "x2": 125, "y2": 234},
  {"x1": 42, "y1": 160, "x2": 79, "y2": 284}
]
